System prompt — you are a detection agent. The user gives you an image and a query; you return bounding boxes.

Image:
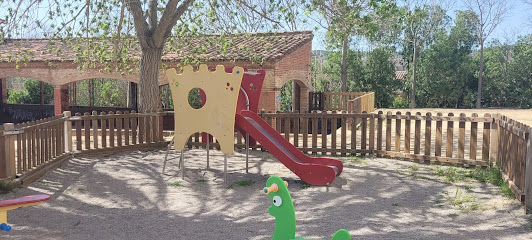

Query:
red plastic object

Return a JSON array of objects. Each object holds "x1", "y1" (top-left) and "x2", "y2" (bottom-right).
[
  {"x1": 0, "y1": 195, "x2": 50, "y2": 208},
  {"x1": 235, "y1": 110, "x2": 343, "y2": 185}
]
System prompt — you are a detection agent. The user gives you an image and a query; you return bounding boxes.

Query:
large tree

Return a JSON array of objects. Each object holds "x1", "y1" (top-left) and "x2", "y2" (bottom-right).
[
  {"x1": 0, "y1": 0, "x2": 288, "y2": 112},
  {"x1": 310, "y1": 0, "x2": 397, "y2": 92},
  {"x1": 463, "y1": 0, "x2": 511, "y2": 108},
  {"x1": 402, "y1": 0, "x2": 448, "y2": 108}
]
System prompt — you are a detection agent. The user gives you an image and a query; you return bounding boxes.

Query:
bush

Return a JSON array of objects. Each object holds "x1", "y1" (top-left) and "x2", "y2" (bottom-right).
[{"x1": 392, "y1": 97, "x2": 409, "y2": 108}]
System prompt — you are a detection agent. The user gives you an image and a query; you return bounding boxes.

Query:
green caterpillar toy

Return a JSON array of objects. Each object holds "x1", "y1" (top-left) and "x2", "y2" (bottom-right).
[{"x1": 263, "y1": 176, "x2": 351, "y2": 240}]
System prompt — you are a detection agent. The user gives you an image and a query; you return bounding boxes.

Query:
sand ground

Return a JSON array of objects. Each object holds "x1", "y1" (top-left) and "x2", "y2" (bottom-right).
[{"x1": 1, "y1": 148, "x2": 531, "y2": 240}]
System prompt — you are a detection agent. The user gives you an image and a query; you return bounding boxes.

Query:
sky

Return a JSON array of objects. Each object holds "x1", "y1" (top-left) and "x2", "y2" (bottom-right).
[{"x1": 311, "y1": 0, "x2": 532, "y2": 51}]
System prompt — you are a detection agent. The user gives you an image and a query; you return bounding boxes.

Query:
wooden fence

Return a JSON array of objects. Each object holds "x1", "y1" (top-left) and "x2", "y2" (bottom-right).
[
  {"x1": 1, "y1": 109, "x2": 531, "y2": 212},
  {"x1": 0, "y1": 111, "x2": 168, "y2": 186},
  {"x1": 496, "y1": 115, "x2": 531, "y2": 207},
  {"x1": 308, "y1": 92, "x2": 375, "y2": 112}
]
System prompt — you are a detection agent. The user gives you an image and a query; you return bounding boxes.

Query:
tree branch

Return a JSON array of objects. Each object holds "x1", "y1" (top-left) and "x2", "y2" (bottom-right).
[
  {"x1": 124, "y1": 0, "x2": 149, "y2": 48},
  {"x1": 154, "y1": 0, "x2": 194, "y2": 46}
]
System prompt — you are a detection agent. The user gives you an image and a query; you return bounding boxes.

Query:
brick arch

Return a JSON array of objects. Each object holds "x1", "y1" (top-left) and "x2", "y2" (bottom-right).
[{"x1": 278, "y1": 78, "x2": 310, "y2": 113}]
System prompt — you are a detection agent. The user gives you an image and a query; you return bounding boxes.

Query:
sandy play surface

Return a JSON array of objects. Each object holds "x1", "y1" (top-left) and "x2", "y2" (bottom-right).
[{"x1": 1, "y1": 148, "x2": 531, "y2": 240}]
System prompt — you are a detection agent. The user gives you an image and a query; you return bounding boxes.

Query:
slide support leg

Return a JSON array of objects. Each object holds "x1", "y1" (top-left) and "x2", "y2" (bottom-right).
[
  {"x1": 180, "y1": 150, "x2": 185, "y2": 180},
  {"x1": 245, "y1": 133, "x2": 249, "y2": 173},
  {"x1": 206, "y1": 135, "x2": 210, "y2": 170}
]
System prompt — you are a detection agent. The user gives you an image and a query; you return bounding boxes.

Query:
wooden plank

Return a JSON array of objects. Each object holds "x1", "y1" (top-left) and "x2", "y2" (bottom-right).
[
  {"x1": 405, "y1": 112, "x2": 411, "y2": 154},
  {"x1": 152, "y1": 114, "x2": 159, "y2": 142},
  {"x1": 138, "y1": 113, "x2": 144, "y2": 144},
  {"x1": 482, "y1": 113, "x2": 491, "y2": 162},
  {"x1": 435, "y1": 113, "x2": 442, "y2": 156},
  {"x1": 321, "y1": 116, "x2": 327, "y2": 155},
  {"x1": 525, "y1": 128, "x2": 532, "y2": 213},
  {"x1": 395, "y1": 111, "x2": 401, "y2": 152},
  {"x1": 31, "y1": 126, "x2": 36, "y2": 168},
  {"x1": 459, "y1": 113, "x2": 466, "y2": 159},
  {"x1": 386, "y1": 112, "x2": 392, "y2": 151},
  {"x1": 351, "y1": 114, "x2": 357, "y2": 151},
  {"x1": 361, "y1": 114, "x2": 367, "y2": 151},
  {"x1": 16, "y1": 127, "x2": 22, "y2": 174},
  {"x1": 44, "y1": 124, "x2": 49, "y2": 163},
  {"x1": 109, "y1": 112, "x2": 115, "y2": 147},
  {"x1": 92, "y1": 111, "x2": 99, "y2": 149},
  {"x1": 294, "y1": 116, "x2": 299, "y2": 148},
  {"x1": 145, "y1": 112, "x2": 152, "y2": 143},
  {"x1": 302, "y1": 116, "x2": 308, "y2": 154},
  {"x1": 117, "y1": 112, "x2": 123, "y2": 147},
  {"x1": 276, "y1": 114, "x2": 282, "y2": 133},
  {"x1": 470, "y1": 113, "x2": 478, "y2": 160},
  {"x1": 75, "y1": 113, "x2": 82, "y2": 151},
  {"x1": 369, "y1": 113, "x2": 375, "y2": 151},
  {"x1": 101, "y1": 112, "x2": 107, "y2": 148},
  {"x1": 312, "y1": 117, "x2": 318, "y2": 155},
  {"x1": 124, "y1": 111, "x2": 130, "y2": 145},
  {"x1": 446, "y1": 113, "x2": 454, "y2": 158},
  {"x1": 331, "y1": 116, "x2": 337, "y2": 153},
  {"x1": 84, "y1": 112, "x2": 90, "y2": 150},
  {"x1": 21, "y1": 123, "x2": 27, "y2": 171},
  {"x1": 284, "y1": 117, "x2": 290, "y2": 141},
  {"x1": 40, "y1": 124, "x2": 45, "y2": 164},
  {"x1": 158, "y1": 112, "x2": 164, "y2": 142},
  {"x1": 424, "y1": 113, "x2": 432, "y2": 157},
  {"x1": 342, "y1": 114, "x2": 347, "y2": 155},
  {"x1": 377, "y1": 111, "x2": 383, "y2": 151},
  {"x1": 131, "y1": 111, "x2": 137, "y2": 145}
]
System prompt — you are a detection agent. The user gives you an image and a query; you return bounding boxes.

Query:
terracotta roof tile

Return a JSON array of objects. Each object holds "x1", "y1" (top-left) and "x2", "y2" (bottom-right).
[{"x1": 0, "y1": 31, "x2": 313, "y2": 63}]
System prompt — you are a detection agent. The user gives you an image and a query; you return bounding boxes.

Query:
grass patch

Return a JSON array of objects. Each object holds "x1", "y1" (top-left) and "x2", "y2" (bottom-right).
[
  {"x1": 448, "y1": 213, "x2": 459, "y2": 218},
  {"x1": 234, "y1": 180, "x2": 255, "y2": 187},
  {"x1": 301, "y1": 182, "x2": 311, "y2": 189},
  {"x1": 0, "y1": 180, "x2": 13, "y2": 194},
  {"x1": 434, "y1": 165, "x2": 515, "y2": 199},
  {"x1": 445, "y1": 188, "x2": 486, "y2": 212},
  {"x1": 347, "y1": 156, "x2": 368, "y2": 165},
  {"x1": 227, "y1": 180, "x2": 255, "y2": 189},
  {"x1": 168, "y1": 181, "x2": 182, "y2": 187},
  {"x1": 196, "y1": 179, "x2": 208, "y2": 183},
  {"x1": 409, "y1": 164, "x2": 419, "y2": 171}
]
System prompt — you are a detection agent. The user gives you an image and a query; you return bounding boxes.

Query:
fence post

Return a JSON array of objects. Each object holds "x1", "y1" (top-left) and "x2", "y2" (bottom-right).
[
  {"x1": 63, "y1": 111, "x2": 72, "y2": 153},
  {"x1": 525, "y1": 128, "x2": 532, "y2": 213},
  {"x1": 1, "y1": 123, "x2": 16, "y2": 178},
  {"x1": 490, "y1": 114, "x2": 499, "y2": 165}
]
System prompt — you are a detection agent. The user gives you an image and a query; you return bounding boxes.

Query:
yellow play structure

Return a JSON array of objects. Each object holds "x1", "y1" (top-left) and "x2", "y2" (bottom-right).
[{"x1": 165, "y1": 65, "x2": 244, "y2": 184}]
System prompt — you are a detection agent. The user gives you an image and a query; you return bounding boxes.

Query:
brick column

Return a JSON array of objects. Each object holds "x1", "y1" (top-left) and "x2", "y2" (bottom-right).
[
  {"x1": 258, "y1": 88, "x2": 281, "y2": 113},
  {"x1": 0, "y1": 78, "x2": 7, "y2": 105},
  {"x1": 292, "y1": 82, "x2": 301, "y2": 112},
  {"x1": 54, "y1": 85, "x2": 69, "y2": 116},
  {"x1": 299, "y1": 86, "x2": 309, "y2": 113}
]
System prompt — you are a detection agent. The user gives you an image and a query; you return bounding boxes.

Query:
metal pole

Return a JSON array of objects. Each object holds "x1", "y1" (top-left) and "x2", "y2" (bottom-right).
[
  {"x1": 206, "y1": 135, "x2": 210, "y2": 170},
  {"x1": 245, "y1": 133, "x2": 249, "y2": 173},
  {"x1": 162, "y1": 138, "x2": 174, "y2": 174},
  {"x1": 224, "y1": 154, "x2": 227, "y2": 186},
  {"x1": 180, "y1": 150, "x2": 185, "y2": 180}
]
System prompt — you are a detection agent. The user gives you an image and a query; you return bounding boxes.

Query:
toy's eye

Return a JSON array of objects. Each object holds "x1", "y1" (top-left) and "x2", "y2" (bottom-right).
[{"x1": 272, "y1": 196, "x2": 282, "y2": 207}]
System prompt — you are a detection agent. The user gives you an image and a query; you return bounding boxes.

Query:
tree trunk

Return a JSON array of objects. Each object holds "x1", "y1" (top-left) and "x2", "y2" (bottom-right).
[
  {"x1": 476, "y1": 39, "x2": 484, "y2": 109},
  {"x1": 340, "y1": 37, "x2": 349, "y2": 92},
  {"x1": 138, "y1": 47, "x2": 163, "y2": 112},
  {"x1": 410, "y1": 42, "x2": 417, "y2": 109}
]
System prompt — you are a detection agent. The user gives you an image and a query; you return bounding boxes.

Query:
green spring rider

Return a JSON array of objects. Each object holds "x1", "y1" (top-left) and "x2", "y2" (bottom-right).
[{"x1": 263, "y1": 176, "x2": 351, "y2": 240}]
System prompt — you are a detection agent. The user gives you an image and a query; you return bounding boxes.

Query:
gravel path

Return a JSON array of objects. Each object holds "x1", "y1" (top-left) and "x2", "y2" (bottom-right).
[{"x1": 1, "y1": 148, "x2": 531, "y2": 240}]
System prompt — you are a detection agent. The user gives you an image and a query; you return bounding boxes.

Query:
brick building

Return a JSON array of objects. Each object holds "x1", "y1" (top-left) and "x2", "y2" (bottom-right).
[{"x1": 0, "y1": 31, "x2": 313, "y2": 118}]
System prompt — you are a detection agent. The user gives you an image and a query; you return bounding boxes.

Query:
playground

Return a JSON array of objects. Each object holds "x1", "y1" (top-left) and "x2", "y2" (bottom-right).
[
  {"x1": 1, "y1": 148, "x2": 531, "y2": 239},
  {"x1": 1, "y1": 66, "x2": 532, "y2": 239}
]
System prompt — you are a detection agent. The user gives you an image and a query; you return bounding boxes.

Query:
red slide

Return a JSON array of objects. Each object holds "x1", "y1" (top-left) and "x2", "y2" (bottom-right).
[{"x1": 235, "y1": 110, "x2": 344, "y2": 185}]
